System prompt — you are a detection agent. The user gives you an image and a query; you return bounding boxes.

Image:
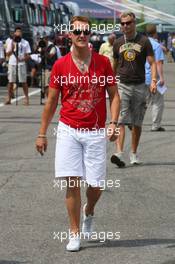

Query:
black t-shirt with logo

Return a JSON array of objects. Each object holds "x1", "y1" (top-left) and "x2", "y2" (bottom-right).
[{"x1": 113, "y1": 33, "x2": 154, "y2": 84}]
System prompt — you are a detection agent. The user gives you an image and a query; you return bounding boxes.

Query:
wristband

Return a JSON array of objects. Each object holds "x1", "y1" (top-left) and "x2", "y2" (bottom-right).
[
  {"x1": 152, "y1": 79, "x2": 157, "y2": 83},
  {"x1": 37, "y1": 134, "x2": 47, "y2": 138},
  {"x1": 109, "y1": 121, "x2": 118, "y2": 125}
]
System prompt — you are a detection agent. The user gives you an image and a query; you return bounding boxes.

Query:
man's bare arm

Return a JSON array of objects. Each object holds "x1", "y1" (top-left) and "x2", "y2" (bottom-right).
[
  {"x1": 106, "y1": 85, "x2": 120, "y2": 141},
  {"x1": 6, "y1": 41, "x2": 15, "y2": 57},
  {"x1": 147, "y1": 55, "x2": 157, "y2": 93},
  {"x1": 107, "y1": 85, "x2": 120, "y2": 122},
  {"x1": 156, "y1": 60, "x2": 164, "y2": 86},
  {"x1": 36, "y1": 88, "x2": 59, "y2": 155},
  {"x1": 39, "y1": 88, "x2": 59, "y2": 135}
]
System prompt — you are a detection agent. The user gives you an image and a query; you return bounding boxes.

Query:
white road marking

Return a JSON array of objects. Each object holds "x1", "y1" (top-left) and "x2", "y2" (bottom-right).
[{"x1": 0, "y1": 89, "x2": 40, "y2": 108}]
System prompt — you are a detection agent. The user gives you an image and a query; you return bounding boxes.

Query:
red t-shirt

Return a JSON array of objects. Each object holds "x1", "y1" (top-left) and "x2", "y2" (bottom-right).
[{"x1": 49, "y1": 51, "x2": 116, "y2": 129}]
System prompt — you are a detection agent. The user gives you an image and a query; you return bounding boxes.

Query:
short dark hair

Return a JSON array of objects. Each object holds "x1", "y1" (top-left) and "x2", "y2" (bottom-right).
[
  {"x1": 146, "y1": 24, "x2": 157, "y2": 36},
  {"x1": 70, "y1": 16, "x2": 91, "y2": 29},
  {"x1": 15, "y1": 27, "x2": 22, "y2": 32},
  {"x1": 120, "y1": 11, "x2": 136, "y2": 22}
]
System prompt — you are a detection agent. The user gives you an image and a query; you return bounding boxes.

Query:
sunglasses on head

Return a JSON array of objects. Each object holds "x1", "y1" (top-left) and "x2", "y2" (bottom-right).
[
  {"x1": 121, "y1": 21, "x2": 133, "y2": 26},
  {"x1": 72, "y1": 29, "x2": 91, "y2": 36}
]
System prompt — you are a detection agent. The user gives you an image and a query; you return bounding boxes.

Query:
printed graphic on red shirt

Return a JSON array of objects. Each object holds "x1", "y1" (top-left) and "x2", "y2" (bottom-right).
[
  {"x1": 49, "y1": 51, "x2": 116, "y2": 129},
  {"x1": 67, "y1": 80, "x2": 103, "y2": 113}
]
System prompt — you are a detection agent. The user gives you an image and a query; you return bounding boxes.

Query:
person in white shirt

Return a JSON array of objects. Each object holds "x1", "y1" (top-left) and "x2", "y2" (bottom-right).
[
  {"x1": 5, "y1": 35, "x2": 13, "y2": 49},
  {"x1": 5, "y1": 27, "x2": 31, "y2": 105},
  {"x1": 4, "y1": 33, "x2": 13, "y2": 64},
  {"x1": 99, "y1": 33, "x2": 116, "y2": 98},
  {"x1": 99, "y1": 33, "x2": 116, "y2": 69}
]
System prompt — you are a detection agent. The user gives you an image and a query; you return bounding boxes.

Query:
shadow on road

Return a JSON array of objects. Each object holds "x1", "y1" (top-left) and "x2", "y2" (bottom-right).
[
  {"x1": 160, "y1": 261, "x2": 175, "y2": 264},
  {"x1": 0, "y1": 261, "x2": 29, "y2": 264},
  {"x1": 140, "y1": 162, "x2": 175, "y2": 166},
  {"x1": 113, "y1": 162, "x2": 175, "y2": 169},
  {"x1": 85, "y1": 238, "x2": 175, "y2": 249}
]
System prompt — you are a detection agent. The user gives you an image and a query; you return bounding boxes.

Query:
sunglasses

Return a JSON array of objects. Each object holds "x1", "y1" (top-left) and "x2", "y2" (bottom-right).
[
  {"x1": 121, "y1": 21, "x2": 133, "y2": 26},
  {"x1": 72, "y1": 29, "x2": 91, "y2": 36}
]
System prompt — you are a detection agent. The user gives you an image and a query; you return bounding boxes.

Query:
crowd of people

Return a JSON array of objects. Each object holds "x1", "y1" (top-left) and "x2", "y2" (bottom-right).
[
  {"x1": 0, "y1": 20, "x2": 172, "y2": 107},
  {"x1": 0, "y1": 27, "x2": 64, "y2": 105}
]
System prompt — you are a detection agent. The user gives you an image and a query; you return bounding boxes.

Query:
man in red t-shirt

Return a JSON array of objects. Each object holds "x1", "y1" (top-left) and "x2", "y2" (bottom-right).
[{"x1": 36, "y1": 16, "x2": 120, "y2": 251}]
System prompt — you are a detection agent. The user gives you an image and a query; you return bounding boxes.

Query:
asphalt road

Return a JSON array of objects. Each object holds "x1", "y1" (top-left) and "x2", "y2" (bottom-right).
[{"x1": 0, "y1": 63, "x2": 175, "y2": 264}]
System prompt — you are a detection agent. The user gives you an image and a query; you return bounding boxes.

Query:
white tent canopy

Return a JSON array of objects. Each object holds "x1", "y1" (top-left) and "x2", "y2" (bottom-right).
[{"x1": 90, "y1": 0, "x2": 175, "y2": 26}]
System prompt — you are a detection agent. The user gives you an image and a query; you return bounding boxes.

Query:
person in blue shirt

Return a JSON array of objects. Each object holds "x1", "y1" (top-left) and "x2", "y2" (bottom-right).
[{"x1": 145, "y1": 24, "x2": 165, "y2": 131}]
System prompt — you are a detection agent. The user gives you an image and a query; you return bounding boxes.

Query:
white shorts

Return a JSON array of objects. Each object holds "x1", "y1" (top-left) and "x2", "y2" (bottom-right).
[
  {"x1": 55, "y1": 122, "x2": 106, "y2": 187},
  {"x1": 8, "y1": 64, "x2": 27, "y2": 83}
]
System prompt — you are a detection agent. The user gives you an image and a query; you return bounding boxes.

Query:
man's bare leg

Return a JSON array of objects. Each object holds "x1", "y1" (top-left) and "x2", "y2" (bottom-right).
[
  {"x1": 131, "y1": 125, "x2": 142, "y2": 153},
  {"x1": 111, "y1": 124, "x2": 126, "y2": 167},
  {"x1": 116, "y1": 125, "x2": 125, "y2": 153},
  {"x1": 31, "y1": 68, "x2": 37, "y2": 87},
  {"x1": 66, "y1": 177, "x2": 81, "y2": 234},
  {"x1": 82, "y1": 185, "x2": 102, "y2": 237},
  {"x1": 5, "y1": 83, "x2": 14, "y2": 104},
  {"x1": 44, "y1": 86, "x2": 49, "y2": 98},
  {"x1": 85, "y1": 186, "x2": 102, "y2": 216}
]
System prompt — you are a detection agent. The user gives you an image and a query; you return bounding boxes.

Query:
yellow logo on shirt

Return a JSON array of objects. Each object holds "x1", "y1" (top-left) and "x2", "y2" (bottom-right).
[
  {"x1": 124, "y1": 50, "x2": 136, "y2": 61},
  {"x1": 119, "y1": 42, "x2": 142, "y2": 61}
]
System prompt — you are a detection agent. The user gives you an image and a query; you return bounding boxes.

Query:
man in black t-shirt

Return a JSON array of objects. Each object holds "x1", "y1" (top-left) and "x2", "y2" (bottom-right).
[{"x1": 111, "y1": 11, "x2": 157, "y2": 167}]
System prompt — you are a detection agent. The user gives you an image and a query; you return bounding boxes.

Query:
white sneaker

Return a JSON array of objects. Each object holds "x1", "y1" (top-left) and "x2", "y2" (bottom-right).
[
  {"x1": 66, "y1": 233, "x2": 80, "y2": 252},
  {"x1": 130, "y1": 152, "x2": 141, "y2": 165},
  {"x1": 82, "y1": 204, "x2": 94, "y2": 238}
]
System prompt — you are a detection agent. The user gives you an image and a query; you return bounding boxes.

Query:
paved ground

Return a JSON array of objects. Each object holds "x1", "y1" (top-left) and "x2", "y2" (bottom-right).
[{"x1": 0, "y1": 63, "x2": 175, "y2": 264}]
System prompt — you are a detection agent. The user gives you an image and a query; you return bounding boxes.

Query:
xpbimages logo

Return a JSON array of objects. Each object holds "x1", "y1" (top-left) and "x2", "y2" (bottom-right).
[
  {"x1": 53, "y1": 229, "x2": 121, "y2": 243},
  {"x1": 53, "y1": 126, "x2": 120, "y2": 139},
  {"x1": 53, "y1": 22, "x2": 121, "y2": 34},
  {"x1": 53, "y1": 178, "x2": 121, "y2": 191},
  {"x1": 53, "y1": 74, "x2": 120, "y2": 86}
]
